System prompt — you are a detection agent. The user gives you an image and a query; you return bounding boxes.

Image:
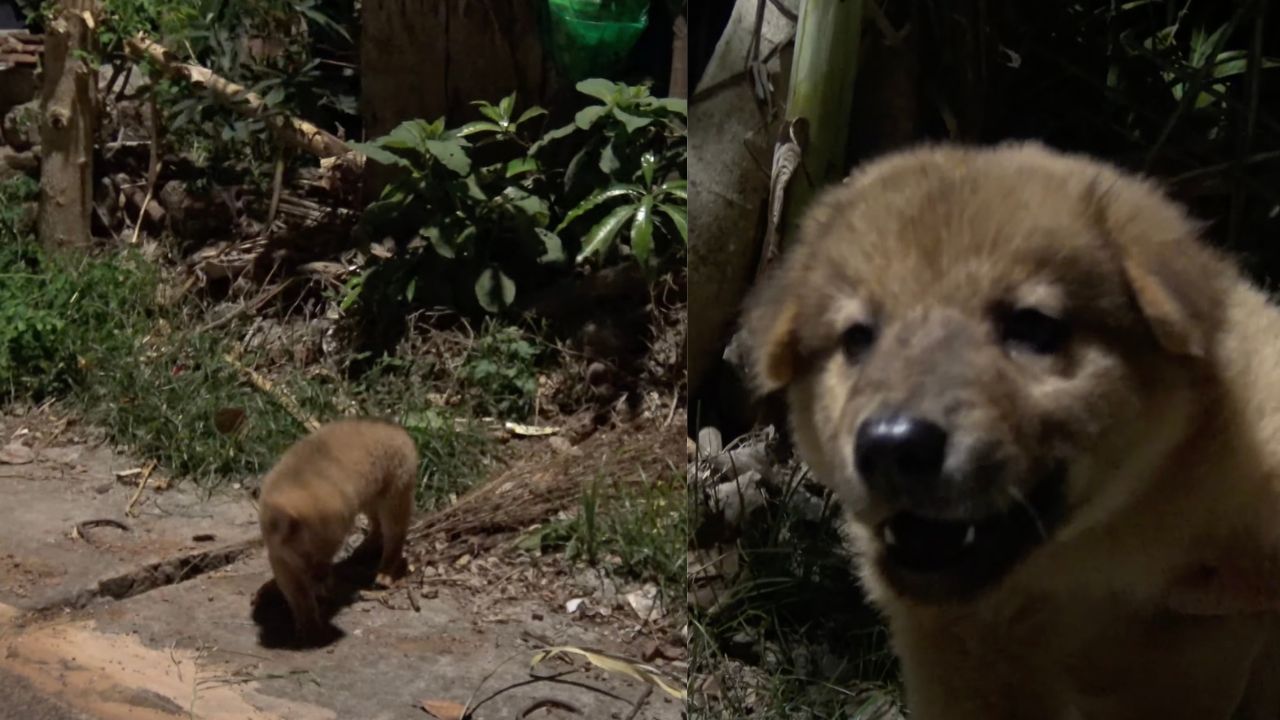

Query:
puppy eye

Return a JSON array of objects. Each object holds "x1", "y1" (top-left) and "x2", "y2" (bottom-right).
[
  {"x1": 841, "y1": 323, "x2": 877, "y2": 362},
  {"x1": 1000, "y1": 307, "x2": 1069, "y2": 355}
]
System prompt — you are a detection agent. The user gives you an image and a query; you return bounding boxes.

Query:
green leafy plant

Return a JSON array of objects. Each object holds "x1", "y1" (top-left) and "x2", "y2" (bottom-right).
[
  {"x1": 349, "y1": 80, "x2": 687, "y2": 317},
  {"x1": 351, "y1": 93, "x2": 564, "y2": 314},
  {"x1": 535, "y1": 78, "x2": 687, "y2": 198},
  {"x1": 456, "y1": 323, "x2": 541, "y2": 419},
  {"x1": 99, "y1": 0, "x2": 357, "y2": 190},
  {"x1": 558, "y1": 150, "x2": 687, "y2": 270}
]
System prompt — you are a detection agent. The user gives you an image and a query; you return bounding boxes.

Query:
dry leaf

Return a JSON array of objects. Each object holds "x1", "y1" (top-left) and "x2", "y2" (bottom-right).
[
  {"x1": 503, "y1": 422, "x2": 559, "y2": 437},
  {"x1": 530, "y1": 646, "x2": 686, "y2": 700},
  {"x1": 420, "y1": 698, "x2": 467, "y2": 720},
  {"x1": 624, "y1": 583, "x2": 661, "y2": 623}
]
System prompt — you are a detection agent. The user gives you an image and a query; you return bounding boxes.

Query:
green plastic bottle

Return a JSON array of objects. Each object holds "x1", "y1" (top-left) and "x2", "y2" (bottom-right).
[{"x1": 545, "y1": 0, "x2": 650, "y2": 81}]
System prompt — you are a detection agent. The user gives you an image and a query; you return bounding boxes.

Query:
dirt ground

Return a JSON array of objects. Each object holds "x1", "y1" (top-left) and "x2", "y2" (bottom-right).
[{"x1": 0, "y1": 410, "x2": 686, "y2": 720}]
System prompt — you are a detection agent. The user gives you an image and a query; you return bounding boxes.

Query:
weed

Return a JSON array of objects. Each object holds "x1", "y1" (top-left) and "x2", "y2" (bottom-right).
[
  {"x1": 457, "y1": 323, "x2": 541, "y2": 420},
  {"x1": 353, "y1": 356, "x2": 492, "y2": 511},
  {"x1": 689, "y1": 456, "x2": 904, "y2": 719},
  {"x1": 523, "y1": 471, "x2": 687, "y2": 604}
]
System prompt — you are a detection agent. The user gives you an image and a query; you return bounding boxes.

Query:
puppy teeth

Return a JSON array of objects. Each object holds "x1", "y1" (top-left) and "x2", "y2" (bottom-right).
[
  {"x1": 963, "y1": 525, "x2": 976, "y2": 546},
  {"x1": 883, "y1": 525, "x2": 897, "y2": 546}
]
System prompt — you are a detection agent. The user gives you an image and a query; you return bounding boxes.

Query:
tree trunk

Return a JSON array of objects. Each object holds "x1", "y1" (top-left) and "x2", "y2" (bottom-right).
[{"x1": 38, "y1": 0, "x2": 95, "y2": 250}]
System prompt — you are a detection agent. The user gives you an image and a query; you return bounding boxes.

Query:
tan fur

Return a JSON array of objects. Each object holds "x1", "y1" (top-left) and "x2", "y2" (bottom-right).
[
  {"x1": 742, "y1": 140, "x2": 1280, "y2": 719},
  {"x1": 258, "y1": 418, "x2": 418, "y2": 637}
]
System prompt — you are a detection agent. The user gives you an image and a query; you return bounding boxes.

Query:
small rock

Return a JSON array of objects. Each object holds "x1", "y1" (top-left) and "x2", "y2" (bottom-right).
[
  {"x1": 548, "y1": 436, "x2": 581, "y2": 456},
  {"x1": 711, "y1": 471, "x2": 766, "y2": 527},
  {"x1": 0, "y1": 441, "x2": 34, "y2": 465}
]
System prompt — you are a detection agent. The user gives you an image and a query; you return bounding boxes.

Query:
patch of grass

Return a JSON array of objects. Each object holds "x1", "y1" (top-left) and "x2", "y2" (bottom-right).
[
  {"x1": 353, "y1": 356, "x2": 492, "y2": 511},
  {"x1": 457, "y1": 321, "x2": 542, "y2": 421},
  {"x1": 524, "y1": 471, "x2": 687, "y2": 604},
  {"x1": 688, "y1": 460, "x2": 905, "y2": 719},
  {"x1": 0, "y1": 230, "x2": 314, "y2": 486}
]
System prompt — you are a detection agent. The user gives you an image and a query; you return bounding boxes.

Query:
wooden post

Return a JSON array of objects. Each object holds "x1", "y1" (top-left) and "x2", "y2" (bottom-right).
[
  {"x1": 38, "y1": 0, "x2": 96, "y2": 249},
  {"x1": 669, "y1": 12, "x2": 688, "y2": 99}
]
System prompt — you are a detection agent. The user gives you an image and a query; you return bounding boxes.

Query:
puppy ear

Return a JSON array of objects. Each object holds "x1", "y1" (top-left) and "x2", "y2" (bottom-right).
[
  {"x1": 740, "y1": 265, "x2": 802, "y2": 396},
  {"x1": 1091, "y1": 178, "x2": 1225, "y2": 359}
]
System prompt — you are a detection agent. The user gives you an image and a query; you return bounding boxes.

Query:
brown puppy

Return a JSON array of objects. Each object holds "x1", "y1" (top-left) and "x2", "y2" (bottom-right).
[
  {"x1": 258, "y1": 418, "x2": 418, "y2": 638},
  {"x1": 742, "y1": 141, "x2": 1280, "y2": 719}
]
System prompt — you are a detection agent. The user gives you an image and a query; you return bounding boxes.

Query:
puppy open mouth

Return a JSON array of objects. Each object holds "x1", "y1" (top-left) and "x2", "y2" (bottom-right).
[{"x1": 875, "y1": 465, "x2": 1068, "y2": 602}]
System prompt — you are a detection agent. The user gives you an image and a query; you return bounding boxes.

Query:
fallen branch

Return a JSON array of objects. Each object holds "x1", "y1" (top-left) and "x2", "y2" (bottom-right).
[
  {"x1": 124, "y1": 459, "x2": 157, "y2": 517},
  {"x1": 129, "y1": 93, "x2": 162, "y2": 245},
  {"x1": 111, "y1": 173, "x2": 166, "y2": 224},
  {"x1": 125, "y1": 34, "x2": 354, "y2": 160},
  {"x1": 224, "y1": 353, "x2": 320, "y2": 432}
]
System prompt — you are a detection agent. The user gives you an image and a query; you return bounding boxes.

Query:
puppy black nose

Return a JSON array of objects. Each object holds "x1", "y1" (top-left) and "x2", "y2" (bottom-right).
[{"x1": 855, "y1": 415, "x2": 948, "y2": 495}]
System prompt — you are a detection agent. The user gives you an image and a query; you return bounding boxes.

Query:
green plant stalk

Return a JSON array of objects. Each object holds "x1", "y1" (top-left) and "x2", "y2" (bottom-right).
[{"x1": 781, "y1": 0, "x2": 863, "y2": 224}]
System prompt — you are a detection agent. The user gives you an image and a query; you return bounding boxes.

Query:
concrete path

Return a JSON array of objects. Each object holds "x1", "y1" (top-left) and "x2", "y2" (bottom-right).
[{"x1": 0, "y1": 417, "x2": 685, "y2": 720}]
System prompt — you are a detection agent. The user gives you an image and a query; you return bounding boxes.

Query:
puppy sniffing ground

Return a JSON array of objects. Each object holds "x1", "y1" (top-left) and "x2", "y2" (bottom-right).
[
  {"x1": 743, "y1": 141, "x2": 1280, "y2": 719},
  {"x1": 257, "y1": 418, "x2": 418, "y2": 641}
]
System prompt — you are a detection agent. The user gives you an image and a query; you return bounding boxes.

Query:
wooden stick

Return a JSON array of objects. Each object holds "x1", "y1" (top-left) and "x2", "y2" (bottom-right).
[
  {"x1": 124, "y1": 459, "x2": 157, "y2": 517},
  {"x1": 125, "y1": 34, "x2": 353, "y2": 160},
  {"x1": 224, "y1": 353, "x2": 320, "y2": 432},
  {"x1": 128, "y1": 92, "x2": 162, "y2": 245}
]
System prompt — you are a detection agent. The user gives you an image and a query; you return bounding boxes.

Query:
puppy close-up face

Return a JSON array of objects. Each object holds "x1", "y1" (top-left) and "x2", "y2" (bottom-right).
[{"x1": 744, "y1": 142, "x2": 1220, "y2": 603}]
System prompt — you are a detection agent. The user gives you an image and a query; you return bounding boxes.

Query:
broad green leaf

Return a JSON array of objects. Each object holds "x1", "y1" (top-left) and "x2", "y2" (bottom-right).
[
  {"x1": 463, "y1": 175, "x2": 487, "y2": 200},
  {"x1": 501, "y1": 187, "x2": 550, "y2": 225},
  {"x1": 474, "y1": 266, "x2": 516, "y2": 313},
  {"x1": 657, "y1": 97, "x2": 687, "y2": 115},
  {"x1": 630, "y1": 197, "x2": 654, "y2": 266},
  {"x1": 379, "y1": 119, "x2": 433, "y2": 150},
  {"x1": 660, "y1": 178, "x2": 687, "y2": 200},
  {"x1": 338, "y1": 272, "x2": 366, "y2": 311},
  {"x1": 425, "y1": 139, "x2": 471, "y2": 175},
  {"x1": 456, "y1": 226, "x2": 477, "y2": 256},
  {"x1": 299, "y1": 4, "x2": 352, "y2": 41},
  {"x1": 564, "y1": 143, "x2": 593, "y2": 191},
  {"x1": 576, "y1": 78, "x2": 620, "y2": 103},
  {"x1": 455, "y1": 120, "x2": 504, "y2": 137},
  {"x1": 599, "y1": 141, "x2": 622, "y2": 176},
  {"x1": 577, "y1": 204, "x2": 637, "y2": 264},
  {"x1": 1210, "y1": 54, "x2": 1280, "y2": 80},
  {"x1": 420, "y1": 225, "x2": 453, "y2": 258},
  {"x1": 535, "y1": 228, "x2": 565, "y2": 264},
  {"x1": 498, "y1": 92, "x2": 516, "y2": 121},
  {"x1": 516, "y1": 106, "x2": 548, "y2": 125},
  {"x1": 350, "y1": 141, "x2": 412, "y2": 168},
  {"x1": 657, "y1": 203, "x2": 687, "y2": 245},
  {"x1": 641, "y1": 152, "x2": 657, "y2": 186},
  {"x1": 557, "y1": 185, "x2": 644, "y2": 231},
  {"x1": 531, "y1": 122, "x2": 578, "y2": 153},
  {"x1": 476, "y1": 102, "x2": 504, "y2": 124},
  {"x1": 613, "y1": 107, "x2": 652, "y2": 133},
  {"x1": 575, "y1": 104, "x2": 609, "y2": 129},
  {"x1": 262, "y1": 85, "x2": 286, "y2": 107},
  {"x1": 1191, "y1": 23, "x2": 1230, "y2": 69},
  {"x1": 505, "y1": 156, "x2": 539, "y2": 177},
  {"x1": 426, "y1": 117, "x2": 447, "y2": 137}
]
